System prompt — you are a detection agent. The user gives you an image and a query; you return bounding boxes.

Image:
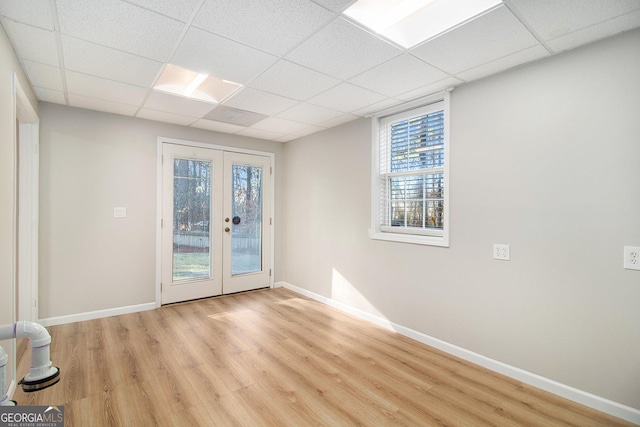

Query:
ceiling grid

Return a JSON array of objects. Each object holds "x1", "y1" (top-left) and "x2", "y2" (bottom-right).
[{"x1": 1, "y1": 0, "x2": 639, "y2": 142}]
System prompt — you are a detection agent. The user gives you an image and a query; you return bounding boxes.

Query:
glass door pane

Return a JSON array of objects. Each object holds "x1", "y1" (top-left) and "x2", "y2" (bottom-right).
[
  {"x1": 230, "y1": 164, "x2": 263, "y2": 275},
  {"x1": 172, "y1": 158, "x2": 212, "y2": 281},
  {"x1": 162, "y1": 143, "x2": 222, "y2": 305}
]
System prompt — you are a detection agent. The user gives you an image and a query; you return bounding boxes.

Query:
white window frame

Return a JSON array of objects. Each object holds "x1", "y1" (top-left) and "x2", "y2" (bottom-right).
[{"x1": 370, "y1": 90, "x2": 450, "y2": 247}]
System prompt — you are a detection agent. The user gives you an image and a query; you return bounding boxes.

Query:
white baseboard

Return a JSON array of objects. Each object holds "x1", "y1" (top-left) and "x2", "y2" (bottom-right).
[
  {"x1": 277, "y1": 281, "x2": 640, "y2": 425},
  {"x1": 39, "y1": 302, "x2": 157, "y2": 327}
]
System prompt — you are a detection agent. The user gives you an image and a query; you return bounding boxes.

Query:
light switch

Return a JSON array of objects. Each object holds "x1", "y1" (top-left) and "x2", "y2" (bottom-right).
[{"x1": 114, "y1": 207, "x2": 127, "y2": 218}]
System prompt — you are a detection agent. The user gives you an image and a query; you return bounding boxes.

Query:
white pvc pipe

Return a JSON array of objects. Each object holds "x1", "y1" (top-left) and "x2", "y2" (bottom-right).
[
  {"x1": 0, "y1": 345, "x2": 7, "y2": 403},
  {"x1": 15, "y1": 321, "x2": 51, "y2": 348},
  {"x1": 0, "y1": 324, "x2": 15, "y2": 341},
  {"x1": 0, "y1": 345, "x2": 14, "y2": 406},
  {"x1": 0, "y1": 321, "x2": 58, "y2": 392},
  {"x1": 0, "y1": 328, "x2": 12, "y2": 405},
  {"x1": 15, "y1": 321, "x2": 55, "y2": 382}
]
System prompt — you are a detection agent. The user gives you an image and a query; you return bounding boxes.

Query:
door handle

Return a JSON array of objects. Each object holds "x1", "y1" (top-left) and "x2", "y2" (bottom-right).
[{"x1": 225, "y1": 227, "x2": 230, "y2": 232}]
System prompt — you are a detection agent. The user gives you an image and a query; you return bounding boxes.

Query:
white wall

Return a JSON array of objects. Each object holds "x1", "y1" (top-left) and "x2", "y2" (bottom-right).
[
  {"x1": 38, "y1": 103, "x2": 284, "y2": 319},
  {"x1": 0, "y1": 24, "x2": 39, "y2": 394},
  {"x1": 281, "y1": 30, "x2": 640, "y2": 410}
]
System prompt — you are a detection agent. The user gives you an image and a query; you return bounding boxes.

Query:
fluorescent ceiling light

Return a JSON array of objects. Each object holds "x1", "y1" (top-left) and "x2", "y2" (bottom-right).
[
  {"x1": 184, "y1": 72, "x2": 208, "y2": 96},
  {"x1": 153, "y1": 64, "x2": 242, "y2": 104},
  {"x1": 344, "y1": 0, "x2": 503, "y2": 48}
]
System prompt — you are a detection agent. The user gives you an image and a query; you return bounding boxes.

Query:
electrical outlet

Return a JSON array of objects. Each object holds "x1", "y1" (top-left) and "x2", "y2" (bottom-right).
[
  {"x1": 493, "y1": 244, "x2": 510, "y2": 261},
  {"x1": 624, "y1": 246, "x2": 640, "y2": 270}
]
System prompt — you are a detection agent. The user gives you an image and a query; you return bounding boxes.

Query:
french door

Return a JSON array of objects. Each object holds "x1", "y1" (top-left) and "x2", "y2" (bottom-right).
[{"x1": 161, "y1": 143, "x2": 271, "y2": 304}]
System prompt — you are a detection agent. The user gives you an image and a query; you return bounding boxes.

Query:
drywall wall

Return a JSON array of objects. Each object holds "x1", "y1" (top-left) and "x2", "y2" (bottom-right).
[
  {"x1": 281, "y1": 29, "x2": 640, "y2": 409},
  {"x1": 38, "y1": 103, "x2": 284, "y2": 319},
  {"x1": 0, "y1": 24, "x2": 38, "y2": 394}
]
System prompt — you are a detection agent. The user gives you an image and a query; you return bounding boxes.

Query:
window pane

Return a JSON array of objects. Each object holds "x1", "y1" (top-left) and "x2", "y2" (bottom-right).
[
  {"x1": 406, "y1": 201, "x2": 424, "y2": 227},
  {"x1": 389, "y1": 174, "x2": 444, "y2": 230},
  {"x1": 391, "y1": 200, "x2": 405, "y2": 226},
  {"x1": 390, "y1": 110, "x2": 444, "y2": 173},
  {"x1": 231, "y1": 164, "x2": 263, "y2": 275},
  {"x1": 172, "y1": 159, "x2": 211, "y2": 282},
  {"x1": 426, "y1": 200, "x2": 444, "y2": 229}
]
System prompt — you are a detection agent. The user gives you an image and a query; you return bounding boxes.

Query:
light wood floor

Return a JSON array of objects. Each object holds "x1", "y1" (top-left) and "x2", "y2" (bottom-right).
[{"x1": 14, "y1": 288, "x2": 633, "y2": 426}]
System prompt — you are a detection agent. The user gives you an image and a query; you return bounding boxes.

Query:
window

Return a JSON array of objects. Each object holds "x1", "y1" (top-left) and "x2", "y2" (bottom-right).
[{"x1": 371, "y1": 92, "x2": 450, "y2": 246}]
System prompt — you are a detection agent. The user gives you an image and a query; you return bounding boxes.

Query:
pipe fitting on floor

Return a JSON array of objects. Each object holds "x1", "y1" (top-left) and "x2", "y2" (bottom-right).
[
  {"x1": 0, "y1": 321, "x2": 60, "y2": 395},
  {"x1": 15, "y1": 321, "x2": 51, "y2": 348}
]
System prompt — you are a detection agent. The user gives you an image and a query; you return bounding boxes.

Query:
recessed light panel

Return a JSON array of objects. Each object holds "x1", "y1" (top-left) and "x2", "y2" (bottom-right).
[
  {"x1": 344, "y1": 0, "x2": 503, "y2": 48},
  {"x1": 153, "y1": 64, "x2": 243, "y2": 104}
]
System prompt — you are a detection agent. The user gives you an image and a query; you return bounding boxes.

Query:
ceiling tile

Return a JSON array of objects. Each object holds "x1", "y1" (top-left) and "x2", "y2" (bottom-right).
[
  {"x1": 318, "y1": 113, "x2": 359, "y2": 128},
  {"x1": 143, "y1": 91, "x2": 216, "y2": 118},
  {"x1": 56, "y1": 0, "x2": 183, "y2": 61},
  {"x1": 286, "y1": 17, "x2": 402, "y2": 80},
  {"x1": 546, "y1": 9, "x2": 640, "y2": 52},
  {"x1": 286, "y1": 124, "x2": 327, "y2": 138},
  {"x1": 170, "y1": 27, "x2": 277, "y2": 84},
  {"x1": 311, "y1": 0, "x2": 354, "y2": 13},
  {"x1": 307, "y1": 82, "x2": 387, "y2": 113},
  {"x1": 510, "y1": 0, "x2": 640, "y2": 41},
  {"x1": 223, "y1": 87, "x2": 299, "y2": 116},
  {"x1": 456, "y1": 45, "x2": 550, "y2": 81},
  {"x1": 349, "y1": 53, "x2": 449, "y2": 97},
  {"x1": 248, "y1": 60, "x2": 340, "y2": 101},
  {"x1": 62, "y1": 36, "x2": 163, "y2": 87},
  {"x1": 125, "y1": 0, "x2": 202, "y2": 22},
  {"x1": 136, "y1": 108, "x2": 196, "y2": 126},
  {"x1": 194, "y1": 0, "x2": 334, "y2": 56},
  {"x1": 350, "y1": 98, "x2": 403, "y2": 117},
  {"x1": 190, "y1": 119, "x2": 245, "y2": 134},
  {"x1": 237, "y1": 127, "x2": 286, "y2": 141},
  {"x1": 1, "y1": 20, "x2": 58, "y2": 66},
  {"x1": 411, "y1": 5, "x2": 538, "y2": 75},
  {"x1": 277, "y1": 103, "x2": 344, "y2": 125},
  {"x1": 251, "y1": 117, "x2": 309, "y2": 134},
  {"x1": 66, "y1": 71, "x2": 148, "y2": 106},
  {"x1": 274, "y1": 134, "x2": 300, "y2": 143},
  {"x1": 395, "y1": 76, "x2": 463, "y2": 101},
  {"x1": 67, "y1": 93, "x2": 139, "y2": 116},
  {"x1": 33, "y1": 87, "x2": 66, "y2": 104},
  {"x1": 0, "y1": 0, "x2": 54, "y2": 30},
  {"x1": 22, "y1": 60, "x2": 63, "y2": 91}
]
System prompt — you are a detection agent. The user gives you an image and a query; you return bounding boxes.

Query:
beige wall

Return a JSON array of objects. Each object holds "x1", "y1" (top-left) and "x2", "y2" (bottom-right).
[
  {"x1": 281, "y1": 30, "x2": 640, "y2": 409},
  {"x1": 38, "y1": 103, "x2": 284, "y2": 318},
  {"x1": 0, "y1": 25, "x2": 38, "y2": 390}
]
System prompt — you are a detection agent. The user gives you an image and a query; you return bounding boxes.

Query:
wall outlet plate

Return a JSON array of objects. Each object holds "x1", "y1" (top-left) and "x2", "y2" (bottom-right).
[
  {"x1": 624, "y1": 246, "x2": 640, "y2": 270},
  {"x1": 494, "y1": 244, "x2": 510, "y2": 261},
  {"x1": 114, "y1": 207, "x2": 127, "y2": 218}
]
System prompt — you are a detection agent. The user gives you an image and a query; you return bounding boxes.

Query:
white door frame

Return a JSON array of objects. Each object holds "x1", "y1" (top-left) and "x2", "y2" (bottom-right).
[
  {"x1": 15, "y1": 74, "x2": 39, "y2": 323},
  {"x1": 155, "y1": 137, "x2": 275, "y2": 307},
  {"x1": 4, "y1": 74, "x2": 39, "y2": 400}
]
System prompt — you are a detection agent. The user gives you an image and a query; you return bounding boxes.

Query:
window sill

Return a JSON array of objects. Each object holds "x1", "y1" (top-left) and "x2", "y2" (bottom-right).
[{"x1": 370, "y1": 230, "x2": 449, "y2": 247}]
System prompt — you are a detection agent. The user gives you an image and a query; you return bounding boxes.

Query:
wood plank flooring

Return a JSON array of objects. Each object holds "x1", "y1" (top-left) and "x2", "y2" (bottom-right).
[{"x1": 13, "y1": 288, "x2": 634, "y2": 426}]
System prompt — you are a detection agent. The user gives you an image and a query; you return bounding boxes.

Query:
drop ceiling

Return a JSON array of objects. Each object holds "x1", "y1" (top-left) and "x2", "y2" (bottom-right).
[{"x1": 2, "y1": 0, "x2": 640, "y2": 142}]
